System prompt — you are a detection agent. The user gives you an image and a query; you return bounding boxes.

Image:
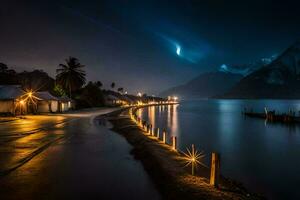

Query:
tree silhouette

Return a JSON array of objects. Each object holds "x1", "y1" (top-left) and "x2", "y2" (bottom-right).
[
  {"x1": 111, "y1": 82, "x2": 115, "y2": 90},
  {"x1": 96, "y1": 81, "x2": 103, "y2": 88},
  {"x1": 117, "y1": 87, "x2": 124, "y2": 93},
  {"x1": 56, "y1": 57, "x2": 86, "y2": 98},
  {"x1": 0, "y1": 63, "x2": 8, "y2": 73}
]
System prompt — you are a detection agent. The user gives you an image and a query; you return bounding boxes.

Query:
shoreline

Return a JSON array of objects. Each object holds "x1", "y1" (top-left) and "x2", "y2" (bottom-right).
[{"x1": 104, "y1": 105, "x2": 264, "y2": 200}]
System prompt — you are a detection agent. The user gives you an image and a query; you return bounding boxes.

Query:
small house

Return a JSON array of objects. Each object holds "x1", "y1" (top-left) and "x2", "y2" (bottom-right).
[
  {"x1": 57, "y1": 96, "x2": 73, "y2": 112},
  {"x1": 35, "y1": 91, "x2": 59, "y2": 113},
  {"x1": 0, "y1": 85, "x2": 25, "y2": 115},
  {"x1": 35, "y1": 92, "x2": 73, "y2": 113},
  {"x1": 0, "y1": 85, "x2": 73, "y2": 115},
  {"x1": 104, "y1": 94, "x2": 120, "y2": 106}
]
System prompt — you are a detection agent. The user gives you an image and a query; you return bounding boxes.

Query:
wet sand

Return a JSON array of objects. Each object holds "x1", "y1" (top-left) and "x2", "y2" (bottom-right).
[{"x1": 0, "y1": 108, "x2": 161, "y2": 200}]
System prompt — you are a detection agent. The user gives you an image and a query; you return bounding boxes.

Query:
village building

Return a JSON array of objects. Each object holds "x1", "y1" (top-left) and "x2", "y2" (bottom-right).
[
  {"x1": 0, "y1": 85, "x2": 24, "y2": 115},
  {"x1": 35, "y1": 91, "x2": 59, "y2": 113},
  {"x1": 0, "y1": 85, "x2": 72, "y2": 115},
  {"x1": 57, "y1": 96, "x2": 73, "y2": 112},
  {"x1": 104, "y1": 94, "x2": 122, "y2": 106}
]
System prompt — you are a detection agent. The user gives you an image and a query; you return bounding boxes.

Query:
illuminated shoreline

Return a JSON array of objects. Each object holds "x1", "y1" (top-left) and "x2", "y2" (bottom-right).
[{"x1": 105, "y1": 106, "x2": 263, "y2": 200}]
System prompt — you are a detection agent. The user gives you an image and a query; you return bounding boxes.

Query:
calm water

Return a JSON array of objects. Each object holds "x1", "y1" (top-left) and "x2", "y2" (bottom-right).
[{"x1": 137, "y1": 100, "x2": 300, "y2": 200}]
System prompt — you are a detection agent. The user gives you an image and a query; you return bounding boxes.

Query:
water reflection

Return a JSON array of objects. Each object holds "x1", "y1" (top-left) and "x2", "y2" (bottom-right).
[
  {"x1": 167, "y1": 105, "x2": 171, "y2": 128},
  {"x1": 139, "y1": 104, "x2": 179, "y2": 144},
  {"x1": 139, "y1": 100, "x2": 300, "y2": 199},
  {"x1": 170, "y1": 105, "x2": 179, "y2": 135},
  {"x1": 136, "y1": 108, "x2": 143, "y2": 119},
  {"x1": 148, "y1": 106, "x2": 155, "y2": 128},
  {"x1": 217, "y1": 101, "x2": 238, "y2": 150}
]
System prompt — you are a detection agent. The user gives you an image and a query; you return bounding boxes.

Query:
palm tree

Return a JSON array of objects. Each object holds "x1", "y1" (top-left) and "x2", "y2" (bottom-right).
[
  {"x1": 56, "y1": 57, "x2": 86, "y2": 98},
  {"x1": 111, "y1": 82, "x2": 115, "y2": 90}
]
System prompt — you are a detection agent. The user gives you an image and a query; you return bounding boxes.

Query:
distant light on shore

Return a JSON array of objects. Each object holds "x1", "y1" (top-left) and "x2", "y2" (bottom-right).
[{"x1": 167, "y1": 96, "x2": 179, "y2": 103}]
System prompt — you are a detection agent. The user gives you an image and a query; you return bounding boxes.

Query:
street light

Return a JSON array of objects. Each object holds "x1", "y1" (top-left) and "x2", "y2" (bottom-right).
[{"x1": 183, "y1": 144, "x2": 205, "y2": 176}]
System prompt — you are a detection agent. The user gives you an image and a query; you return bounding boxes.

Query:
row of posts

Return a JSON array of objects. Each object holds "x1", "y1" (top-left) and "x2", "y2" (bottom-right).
[{"x1": 130, "y1": 107, "x2": 220, "y2": 187}]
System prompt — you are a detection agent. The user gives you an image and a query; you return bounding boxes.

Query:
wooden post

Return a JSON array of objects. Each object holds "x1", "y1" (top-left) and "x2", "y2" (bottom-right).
[
  {"x1": 148, "y1": 125, "x2": 151, "y2": 135},
  {"x1": 172, "y1": 136, "x2": 177, "y2": 150},
  {"x1": 192, "y1": 144, "x2": 195, "y2": 176},
  {"x1": 163, "y1": 131, "x2": 166, "y2": 143},
  {"x1": 146, "y1": 124, "x2": 149, "y2": 133},
  {"x1": 149, "y1": 124, "x2": 152, "y2": 135},
  {"x1": 210, "y1": 152, "x2": 220, "y2": 187}
]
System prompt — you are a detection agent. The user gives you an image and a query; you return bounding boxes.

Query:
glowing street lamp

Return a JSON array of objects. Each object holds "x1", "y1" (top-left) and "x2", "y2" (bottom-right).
[
  {"x1": 183, "y1": 144, "x2": 205, "y2": 176},
  {"x1": 20, "y1": 100, "x2": 25, "y2": 105}
]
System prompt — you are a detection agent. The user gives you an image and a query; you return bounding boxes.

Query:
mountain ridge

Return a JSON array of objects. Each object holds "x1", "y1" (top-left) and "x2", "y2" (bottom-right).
[
  {"x1": 221, "y1": 41, "x2": 300, "y2": 99},
  {"x1": 159, "y1": 71, "x2": 243, "y2": 99}
]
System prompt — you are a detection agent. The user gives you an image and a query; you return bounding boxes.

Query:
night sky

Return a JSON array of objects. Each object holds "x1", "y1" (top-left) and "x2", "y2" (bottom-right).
[{"x1": 1, "y1": 0, "x2": 300, "y2": 94}]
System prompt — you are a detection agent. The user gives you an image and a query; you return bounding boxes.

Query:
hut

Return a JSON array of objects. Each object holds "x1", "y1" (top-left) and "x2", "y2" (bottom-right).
[
  {"x1": 0, "y1": 85, "x2": 25, "y2": 115},
  {"x1": 35, "y1": 91, "x2": 59, "y2": 113},
  {"x1": 57, "y1": 96, "x2": 73, "y2": 112},
  {"x1": 35, "y1": 92, "x2": 73, "y2": 113},
  {"x1": 0, "y1": 85, "x2": 73, "y2": 115},
  {"x1": 104, "y1": 94, "x2": 121, "y2": 106}
]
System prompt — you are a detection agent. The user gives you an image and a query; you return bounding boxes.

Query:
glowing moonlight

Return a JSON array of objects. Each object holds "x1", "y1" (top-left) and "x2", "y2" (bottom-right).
[{"x1": 176, "y1": 45, "x2": 181, "y2": 56}]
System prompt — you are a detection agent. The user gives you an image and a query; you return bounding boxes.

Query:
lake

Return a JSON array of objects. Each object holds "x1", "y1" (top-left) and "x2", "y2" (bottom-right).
[{"x1": 137, "y1": 100, "x2": 300, "y2": 200}]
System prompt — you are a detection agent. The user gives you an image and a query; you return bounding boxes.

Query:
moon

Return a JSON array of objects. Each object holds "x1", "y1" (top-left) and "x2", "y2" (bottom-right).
[{"x1": 176, "y1": 45, "x2": 181, "y2": 56}]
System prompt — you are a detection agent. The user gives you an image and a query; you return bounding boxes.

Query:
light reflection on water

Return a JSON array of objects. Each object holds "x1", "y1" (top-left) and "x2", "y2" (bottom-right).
[
  {"x1": 138, "y1": 104, "x2": 180, "y2": 142},
  {"x1": 138, "y1": 100, "x2": 300, "y2": 200}
]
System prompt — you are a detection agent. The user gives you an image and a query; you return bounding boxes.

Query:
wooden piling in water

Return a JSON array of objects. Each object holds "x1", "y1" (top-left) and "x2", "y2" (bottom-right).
[
  {"x1": 146, "y1": 124, "x2": 150, "y2": 133},
  {"x1": 210, "y1": 152, "x2": 220, "y2": 188},
  {"x1": 149, "y1": 124, "x2": 152, "y2": 135},
  {"x1": 163, "y1": 131, "x2": 166, "y2": 143},
  {"x1": 191, "y1": 144, "x2": 195, "y2": 176},
  {"x1": 172, "y1": 136, "x2": 177, "y2": 150},
  {"x1": 157, "y1": 128, "x2": 160, "y2": 139}
]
